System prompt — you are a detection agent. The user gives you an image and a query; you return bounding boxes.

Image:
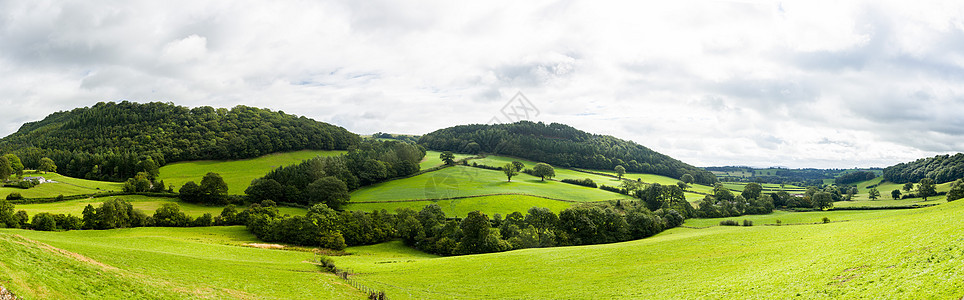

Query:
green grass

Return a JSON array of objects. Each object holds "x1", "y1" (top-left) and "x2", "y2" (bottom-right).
[
  {"x1": 350, "y1": 165, "x2": 634, "y2": 204},
  {"x1": 420, "y1": 151, "x2": 474, "y2": 170},
  {"x1": 0, "y1": 226, "x2": 362, "y2": 299},
  {"x1": 158, "y1": 150, "x2": 345, "y2": 195},
  {"x1": 1, "y1": 172, "x2": 125, "y2": 199},
  {"x1": 15, "y1": 195, "x2": 307, "y2": 218},
  {"x1": 345, "y1": 194, "x2": 574, "y2": 218},
  {"x1": 331, "y1": 200, "x2": 964, "y2": 299}
]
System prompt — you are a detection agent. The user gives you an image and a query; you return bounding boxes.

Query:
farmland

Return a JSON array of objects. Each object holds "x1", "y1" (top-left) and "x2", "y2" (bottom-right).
[
  {"x1": 158, "y1": 150, "x2": 345, "y2": 194},
  {"x1": 1, "y1": 172, "x2": 124, "y2": 199}
]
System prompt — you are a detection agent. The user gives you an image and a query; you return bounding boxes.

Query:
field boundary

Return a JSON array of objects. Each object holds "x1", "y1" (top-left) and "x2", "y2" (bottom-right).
[
  {"x1": 350, "y1": 193, "x2": 621, "y2": 204},
  {"x1": 8, "y1": 192, "x2": 179, "y2": 204}
]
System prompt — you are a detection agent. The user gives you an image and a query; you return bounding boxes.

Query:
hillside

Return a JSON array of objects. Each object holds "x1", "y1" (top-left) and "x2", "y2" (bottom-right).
[
  {"x1": 418, "y1": 121, "x2": 717, "y2": 184},
  {"x1": 0, "y1": 101, "x2": 360, "y2": 181},
  {"x1": 883, "y1": 153, "x2": 964, "y2": 184}
]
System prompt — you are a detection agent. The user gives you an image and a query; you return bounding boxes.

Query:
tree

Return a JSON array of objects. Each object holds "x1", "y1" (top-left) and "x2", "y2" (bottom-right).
[
  {"x1": 947, "y1": 179, "x2": 964, "y2": 202},
  {"x1": 179, "y1": 181, "x2": 201, "y2": 203},
  {"x1": 307, "y1": 176, "x2": 350, "y2": 209},
  {"x1": 918, "y1": 178, "x2": 937, "y2": 201},
  {"x1": 532, "y1": 163, "x2": 555, "y2": 181},
  {"x1": 0, "y1": 156, "x2": 11, "y2": 181},
  {"x1": 868, "y1": 187, "x2": 880, "y2": 200},
  {"x1": 615, "y1": 165, "x2": 626, "y2": 180},
  {"x1": 812, "y1": 192, "x2": 833, "y2": 210},
  {"x1": 38, "y1": 157, "x2": 57, "y2": 174},
  {"x1": 199, "y1": 172, "x2": 229, "y2": 204},
  {"x1": 31, "y1": 213, "x2": 58, "y2": 231},
  {"x1": 502, "y1": 163, "x2": 518, "y2": 182},
  {"x1": 511, "y1": 161, "x2": 525, "y2": 172},
  {"x1": 680, "y1": 174, "x2": 694, "y2": 184},
  {"x1": 245, "y1": 178, "x2": 284, "y2": 201},
  {"x1": 0, "y1": 199, "x2": 18, "y2": 228},
  {"x1": 902, "y1": 182, "x2": 914, "y2": 192},
  {"x1": 677, "y1": 181, "x2": 688, "y2": 191},
  {"x1": 713, "y1": 183, "x2": 734, "y2": 202},
  {"x1": 741, "y1": 182, "x2": 762, "y2": 200},
  {"x1": 153, "y1": 203, "x2": 191, "y2": 227},
  {"x1": 4, "y1": 154, "x2": 23, "y2": 178},
  {"x1": 891, "y1": 189, "x2": 902, "y2": 200},
  {"x1": 440, "y1": 151, "x2": 456, "y2": 165}
]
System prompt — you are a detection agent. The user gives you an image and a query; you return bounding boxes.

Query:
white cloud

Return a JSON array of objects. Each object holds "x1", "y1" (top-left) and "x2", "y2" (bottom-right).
[{"x1": 1, "y1": 0, "x2": 963, "y2": 169}]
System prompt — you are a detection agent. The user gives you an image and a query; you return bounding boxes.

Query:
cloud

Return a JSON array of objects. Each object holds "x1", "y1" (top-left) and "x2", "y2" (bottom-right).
[{"x1": 1, "y1": 0, "x2": 963, "y2": 169}]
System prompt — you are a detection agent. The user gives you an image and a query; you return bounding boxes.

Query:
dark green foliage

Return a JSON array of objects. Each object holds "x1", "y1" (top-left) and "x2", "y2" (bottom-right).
[
  {"x1": 4, "y1": 154, "x2": 24, "y2": 177},
  {"x1": 892, "y1": 189, "x2": 902, "y2": 200},
  {"x1": 199, "y1": 172, "x2": 229, "y2": 204},
  {"x1": 560, "y1": 178, "x2": 597, "y2": 188},
  {"x1": 835, "y1": 171, "x2": 877, "y2": 185},
  {"x1": 0, "y1": 102, "x2": 359, "y2": 181},
  {"x1": 947, "y1": 179, "x2": 964, "y2": 202},
  {"x1": 511, "y1": 161, "x2": 525, "y2": 172},
  {"x1": 251, "y1": 140, "x2": 424, "y2": 205},
  {"x1": 307, "y1": 176, "x2": 350, "y2": 209},
  {"x1": 440, "y1": 151, "x2": 456, "y2": 165},
  {"x1": 868, "y1": 187, "x2": 881, "y2": 200},
  {"x1": 153, "y1": 203, "x2": 192, "y2": 227},
  {"x1": 37, "y1": 157, "x2": 57, "y2": 173},
  {"x1": 883, "y1": 153, "x2": 964, "y2": 184},
  {"x1": 179, "y1": 181, "x2": 201, "y2": 203},
  {"x1": 31, "y1": 213, "x2": 58, "y2": 231},
  {"x1": 503, "y1": 163, "x2": 519, "y2": 182},
  {"x1": 0, "y1": 199, "x2": 19, "y2": 228},
  {"x1": 418, "y1": 121, "x2": 717, "y2": 184},
  {"x1": 531, "y1": 163, "x2": 555, "y2": 181},
  {"x1": 822, "y1": 217, "x2": 831, "y2": 223},
  {"x1": 0, "y1": 155, "x2": 12, "y2": 180},
  {"x1": 680, "y1": 173, "x2": 694, "y2": 184},
  {"x1": 245, "y1": 179, "x2": 284, "y2": 202},
  {"x1": 742, "y1": 219, "x2": 753, "y2": 226},
  {"x1": 614, "y1": 165, "x2": 626, "y2": 179},
  {"x1": 741, "y1": 183, "x2": 762, "y2": 200},
  {"x1": 903, "y1": 183, "x2": 915, "y2": 192},
  {"x1": 719, "y1": 220, "x2": 739, "y2": 226},
  {"x1": 812, "y1": 192, "x2": 834, "y2": 210},
  {"x1": 918, "y1": 178, "x2": 937, "y2": 200}
]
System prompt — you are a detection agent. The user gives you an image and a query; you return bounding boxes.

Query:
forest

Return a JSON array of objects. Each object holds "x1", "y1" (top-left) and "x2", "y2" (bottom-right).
[
  {"x1": 883, "y1": 153, "x2": 964, "y2": 184},
  {"x1": 0, "y1": 101, "x2": 359, "y2": 181},
  {"x1": 417, "y1": 121, "x2": 717, "y2": 184}
]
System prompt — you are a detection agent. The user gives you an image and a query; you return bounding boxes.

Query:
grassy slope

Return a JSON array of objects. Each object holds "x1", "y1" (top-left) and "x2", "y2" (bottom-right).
[
  {"x1": 1, "y1": 172, "x2": 125, "y2": 199},
  {"x1": 350, "y1": 165, "x2": 633, "y2": 203},
  {"x1": 332, "y1": 200, "x2": 964, "y2": 299},
  {"x1": 346, "y1": 194, "x2": 573, "y2": 218},
  {"x1": 16, "y1": 195, "x2": 307, "y2": 218},
  {"x1": 420, "y1": 151, "x2": 474, "y2": 170},
  {"x1": 0, "y1": 227, "x2": 362, "y2": 299},
  {"x1": 158, "y1": 150, "x2": 345, "y2": 195}
]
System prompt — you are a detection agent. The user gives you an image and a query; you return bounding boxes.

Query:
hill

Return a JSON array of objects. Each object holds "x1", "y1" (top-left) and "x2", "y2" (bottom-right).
[
  {"x1": 883, "y1": 153, "x2": 964, "y2": 184},
  {"x1": 418, "y1": 121, "x2": 716, "y2": 184},
  {"x1": 0, "y1": 101, "x2": 360, "y2": 181}
]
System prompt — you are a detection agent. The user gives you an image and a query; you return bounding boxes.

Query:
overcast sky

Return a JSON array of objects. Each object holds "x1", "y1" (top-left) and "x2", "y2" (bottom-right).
[{"x1": 1, "y1": 0, "x2": 963, "y2": 169}]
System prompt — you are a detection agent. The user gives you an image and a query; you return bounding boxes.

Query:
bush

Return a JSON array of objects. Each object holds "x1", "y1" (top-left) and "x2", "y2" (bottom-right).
[
  {"x1": 775, "y1": 219, "x2": 782, "y2": 226},
  {"x1": 719, "y1": 220, "x2": 739, "y2": 226},
  {"x1": 561, "y1": 178, "x2": 597, "y2": 188},
  {"x1": 599, "y1": 185, "x2": 628, "y2": 195},
  {"x1": 6, "y1": 193, "x2": 22, "y2": 200},
  {"x1": 742, "y1": 219, "x2": 753, "y2": 226},
  {"x1": 822, "y1": 217, "x2": 831, "y2": 223}
]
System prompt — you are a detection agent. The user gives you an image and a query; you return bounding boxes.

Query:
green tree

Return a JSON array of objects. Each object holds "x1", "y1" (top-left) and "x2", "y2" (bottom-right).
[
  {"x1": 677, "y1": 181, "x2": 688, "y2": 191},
  {"x1": 31, "y1": 213, "x2": 58, "y2": 231},
  {"x1": 741, "y1": 182, "x2": 762, "y2": 200},
  {"x1": 902, "y1": 182, "x2": 914, "y2": 192},
  {"x1": 179, "y1": 181, "x2": 201, "y2": 203},
  {"x1": 502, "y1": 163, "x2": 519, "y2": 182},
  {"x1": 532, "y1": 163, "x2": 555, "y2": 181},
  {"x1": 4, "y1": 154, "x2": 24, "y2": 178},
  {"x1": 812, "y1": 192, "x2": 833, "y2": 210},
  {"x1": 891, "y1": 189, "x2": 902, "y2": 200},
  {"x1": 307, "y1": 176, "x2": 350, "y2": 209},
  {"x1": 680, "y1": 174, "x2": 694, "y2": 184},
  {"x1": 153, "y1": 203, "x2": 191, "y2": 227},
  {"x1": 199, "y1": 172, "x2": 229, "y2": 204},
  {"x1": 947, "y1": 179, "x2": 964, "y2": 202},
  {"x1": 918, "y1": 178, "x2": 937, "y2": 200},
  {"x1": 440, "y1": 151, "x2": 456, "y2": 165},
  {"x1": 0, "y1": 199, "x2": 18, "y2": 228},
  {"x1": 511, "y1": 161, "x2": 525, "y2": 172},
  {"x1": 245, "y1": 178, "x2": 284, "y2": 201},
  {"x1": 0, "y1": 156, "x2": 11, "y2": 181},
  {"x1": 458, "y1": 211, "x2": 494, "y2": 254},
  {"x1": 615, "y1": 165, "x2": 626, "y2": 180},
  {"x1": 138, "y1": 157, "x2": 160, "y2": 180},
  {"x1": 868, "y1": 187, "x2": 880, "y2": 200},
  {"x1": 713, "y1": 183, "x2": 735, "y2": 202},
  {"x1": 38, "y1": 157, "x2": 57, "y2": 174}
]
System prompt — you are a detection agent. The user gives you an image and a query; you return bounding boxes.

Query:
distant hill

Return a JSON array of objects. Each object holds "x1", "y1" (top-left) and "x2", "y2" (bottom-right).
[
  {"x1": 417, "y1": 121, "x2": 717, "y2": 184},
  {"x1": 0, "y1": 101, "x2": 359, "y2": 181},
  {"x1": 883, "y1": 153, "x2": 964, "y2": 184}
]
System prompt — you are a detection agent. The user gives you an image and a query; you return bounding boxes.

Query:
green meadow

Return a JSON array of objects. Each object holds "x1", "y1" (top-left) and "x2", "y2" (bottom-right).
[
  {"x1": 421, "y1": 150, "x2": 474, "y2": 169},
  {"x1": 0, "y1": 226, "x2": 361, "y2": 299},
  {"x1": 331, "y1": 199, "x2": 964, "y2": 299},
  {"x1": 158, "y1": 150, "x2": 344, "y2": 194},
  {"x1": 16, "y1": 195, "x2": 307, "y2": 218},
  {"x1": 1, "y1": 172, "x2": 125, "y2": 199},
  {"x1": 349, "y1": 165, "x2": 634, "y2": 203},
  {"x1": 345, "y1": 194, "x2": 574, "y2": 218}
]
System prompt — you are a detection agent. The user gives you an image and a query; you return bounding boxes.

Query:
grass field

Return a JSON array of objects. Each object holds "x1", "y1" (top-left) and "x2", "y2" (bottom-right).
[
  {"x1": 330, "y1": 200, "x2": 964, "y2": 299},
  {"x1": 345, "y1": 194, "x2": 574, "y2": 218},
  {"x1": 0, "y1": 226, "x2": 362, "y2": 299},
  {"x1": 1, "y1": 172, "x2": 125, "y2": 199},
  {"x1": 420, "y1": 151, "x2": 474, "y2": 170},
  {"x1": 158, "y1": 150, "x2": 345, "y2": 195},
  {"x1": 349, "y1": 165, "x2": 634, "y2": 204},
  {"x1": 15, "y1": 195, "x2": 307, "y2": 218}
]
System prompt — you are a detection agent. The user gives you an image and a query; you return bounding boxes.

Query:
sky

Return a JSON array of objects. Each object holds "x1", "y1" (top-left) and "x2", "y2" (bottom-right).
[{"x1": 1, "y1": 0, "x2": 963, "y2": 169}]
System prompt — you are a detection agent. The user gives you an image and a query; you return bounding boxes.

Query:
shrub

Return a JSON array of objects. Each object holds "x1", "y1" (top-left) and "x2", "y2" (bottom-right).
[
  {"x1": 775, "y1": 219, "x2": 782, "y2": 225},
  {"x1": 719, "y1": 220, "x2": 739, "y2": 226},
  {"x1": 742, "y1": 219, "x2": 753, "y2": 226},
  {"x1": 822, "y1": 217, "x2": 831, "y2": 223},
  {"x1": 561, "y1": 178, "x2": 597, "y2": 188},
  {"x1": 5, "y1": 193, "x2": 22, "y2": 200},
  {"x1": 600, "y1": 185, "x2": 628, "y2": 195}
]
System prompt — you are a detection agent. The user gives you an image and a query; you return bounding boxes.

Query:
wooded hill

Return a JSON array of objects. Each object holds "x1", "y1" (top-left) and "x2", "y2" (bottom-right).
[
  {"x1": 883, "y1": 153, "x2": 964, "y2": 184},
  {"x1": 0, "y1": 101, "x2": 359, "y2": 181},
  {"x1": 418, "y1": 121, "x2": 717, "y2": 184}
]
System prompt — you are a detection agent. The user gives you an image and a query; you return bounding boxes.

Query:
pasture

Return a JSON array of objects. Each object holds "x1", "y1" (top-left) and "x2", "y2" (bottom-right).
[
  {"x1": 0, "y1": 226, "x2": 361, "y2": 299},
  {"x1": 158, "y1": 150, "x2": 345, "y2": 195},
  {"x1": 345, "y1": 194, "x2": 574, "y2": 218},
  {"x1": 1, "y1": 172, "x2": 124, "y2": 199},
  {"x1": 420, "y1": 151, "x2": 474, "y2": 170}
]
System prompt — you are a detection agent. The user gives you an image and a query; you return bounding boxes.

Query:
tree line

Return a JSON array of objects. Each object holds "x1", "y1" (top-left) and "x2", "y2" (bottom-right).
[
  {"x1": 0, "y1": 101, "x2": 360, "y2": 181},
  {"x1": 417, "y1": 121, "x2": 717, "y2": 185},
  {"x1": 883, "y1": 153, "x2": 964, "y2": 184}
]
